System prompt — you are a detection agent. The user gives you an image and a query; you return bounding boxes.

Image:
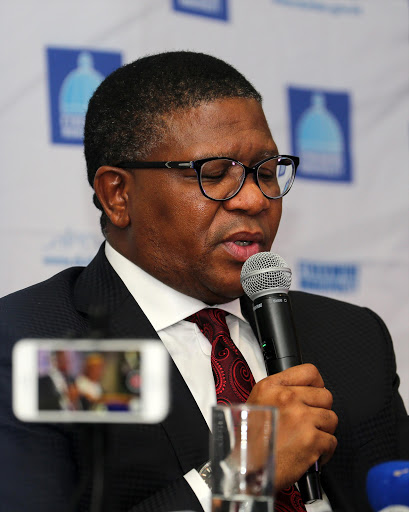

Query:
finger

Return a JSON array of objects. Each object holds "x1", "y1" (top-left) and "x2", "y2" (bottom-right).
[
  {"x1": 280, "y1": 386, "x2": 334, "y2": 410},
  {"x1": 274, "y1": 427, "x2": 338, "y2": 490},
  {"x1": 276, "y1": 402, "x2": 338, "y2": 436},
  {"x1": 311, "y1": 407, "x2": 338, "y2": 435},
  {"x1": 293, "y1": 422, "x2": 338, "y2": 466},
  {"x1": 268, "y1": 363, "x2": 326, "y2": 388},
  {"x1": 248, "y1": 379, "x2": 334, "y2": 410},
  {"x1": 315, "y1": 431, "x2": 338, "y2": 466}
]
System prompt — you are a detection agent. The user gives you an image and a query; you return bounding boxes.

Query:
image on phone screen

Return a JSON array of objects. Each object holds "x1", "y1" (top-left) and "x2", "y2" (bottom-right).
[{"x1": 13, "y1": 339, "x2": 169, "y2": 423}]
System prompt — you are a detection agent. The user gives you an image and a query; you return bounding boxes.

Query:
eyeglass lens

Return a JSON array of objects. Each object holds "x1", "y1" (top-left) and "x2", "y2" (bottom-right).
[{"x1": 199, "y1": 157, "x2": 294, "y2": 200}]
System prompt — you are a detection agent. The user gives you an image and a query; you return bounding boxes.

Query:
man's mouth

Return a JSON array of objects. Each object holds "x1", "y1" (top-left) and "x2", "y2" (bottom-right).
[
  {"x1": 223, "y1": 236, "x2": 263, "y2": 262},
  {"x1": 234, "y1": 241, "x2": 253, "y2": 246}
]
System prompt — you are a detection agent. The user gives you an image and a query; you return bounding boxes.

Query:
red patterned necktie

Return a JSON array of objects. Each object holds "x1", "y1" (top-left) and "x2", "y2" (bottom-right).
[{"x1": 187, "y1": 308, "x2": 307, "y2": 512}]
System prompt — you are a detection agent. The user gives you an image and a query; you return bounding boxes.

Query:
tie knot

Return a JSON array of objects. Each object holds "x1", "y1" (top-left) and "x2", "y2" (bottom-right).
[{"x1": 186, "y1": 308, "x2": 229, "y2": 344}]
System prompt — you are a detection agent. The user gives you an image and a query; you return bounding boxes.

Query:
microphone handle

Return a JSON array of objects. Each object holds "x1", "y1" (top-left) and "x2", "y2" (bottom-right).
[{"x1": 253, "y1": 293, "x2": 322, "y2": 504}]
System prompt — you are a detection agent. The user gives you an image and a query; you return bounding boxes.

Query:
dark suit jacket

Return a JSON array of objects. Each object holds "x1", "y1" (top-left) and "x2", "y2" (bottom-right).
[
  {"x1": 38, "y1": 374, "x2": 66, "y2": 410},
  {"x1": 0, "y1": 244, "x2": 407, "y2": 512}
]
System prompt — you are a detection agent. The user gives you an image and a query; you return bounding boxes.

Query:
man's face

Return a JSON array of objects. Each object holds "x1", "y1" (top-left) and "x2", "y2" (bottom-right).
[
  {"x1": 121, "y1": 98, "x2": 282, "y2": 304},
  {"x1": 56, "y1": 352, "x2": 69, "y2": 373},
  {"x1": 86, "y1": 361, "x2": 104, "y2": 382}
]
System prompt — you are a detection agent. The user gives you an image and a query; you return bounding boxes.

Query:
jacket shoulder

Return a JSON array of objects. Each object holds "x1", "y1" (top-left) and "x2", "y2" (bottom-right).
[
  {"x1": 289, "y1": 289, "x2": 389, "y2": 338},
  {"x1": 289, "y1": 289, "x2": 392, "y2": 355},
  {"x1": 0, "y1": 267, "x2": 87, "y2": 353},
  {"x1": 0, "y1": 266, "x2": 84, "y2": 307}
]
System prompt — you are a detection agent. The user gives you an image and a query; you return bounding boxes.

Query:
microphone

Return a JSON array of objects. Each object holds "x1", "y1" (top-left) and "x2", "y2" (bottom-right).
[
  {"x1": 366, "y1": 460, "x2": 409, "y2": 511},
  {"x1": 240, "y1": 252, "x2": 322, "y2": 504}
]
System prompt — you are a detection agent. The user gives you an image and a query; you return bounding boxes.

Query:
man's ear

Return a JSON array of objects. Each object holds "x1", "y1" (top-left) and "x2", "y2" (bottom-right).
[{"x1": 93, "y1": 166, "x2": 131, "y2": 229}]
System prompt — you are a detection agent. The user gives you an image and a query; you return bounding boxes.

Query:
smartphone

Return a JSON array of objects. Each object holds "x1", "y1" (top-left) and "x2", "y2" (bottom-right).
[{"x1": 12, "y1": 338, "x2": 170, "y2": 424}]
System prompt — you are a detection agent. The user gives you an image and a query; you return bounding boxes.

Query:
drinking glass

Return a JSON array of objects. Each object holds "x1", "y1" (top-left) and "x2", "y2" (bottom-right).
[{"x1": 211, "y1": 404, "x2": 277, "y2": 512}]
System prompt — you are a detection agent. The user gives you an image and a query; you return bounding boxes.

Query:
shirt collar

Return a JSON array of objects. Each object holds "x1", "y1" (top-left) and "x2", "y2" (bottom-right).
[{"x1": 105, "y1": 242, "x2": 248, "y2": 331}]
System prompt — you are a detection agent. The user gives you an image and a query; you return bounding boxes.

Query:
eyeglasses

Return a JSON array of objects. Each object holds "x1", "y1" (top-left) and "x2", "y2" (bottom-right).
[{"x1": 115, "y1": 155, "x2": 299, "y2": 201}]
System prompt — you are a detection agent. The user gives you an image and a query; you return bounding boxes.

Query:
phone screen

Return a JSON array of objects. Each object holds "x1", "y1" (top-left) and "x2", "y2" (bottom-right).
[{"x1": 13, "y1": 339, "x2": 169, "y2": 423}]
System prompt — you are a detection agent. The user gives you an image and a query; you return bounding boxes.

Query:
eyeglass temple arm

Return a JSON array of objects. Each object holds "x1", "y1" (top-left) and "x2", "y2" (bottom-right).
[
  {"x1": 164, "y1": 161, "x2": 192, "y2": 169},
  {"x1": 117, "y1": 161, "x2": 193, "y2": 169}
]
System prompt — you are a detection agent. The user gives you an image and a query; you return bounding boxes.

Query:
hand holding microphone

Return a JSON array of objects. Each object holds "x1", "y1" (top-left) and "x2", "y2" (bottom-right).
[
  {"x1": 240, "y1": 252, "x2": 338, "y2": 503},
  {"x1": 246, "y1": 364, "x2": 337, "y2": 493}
]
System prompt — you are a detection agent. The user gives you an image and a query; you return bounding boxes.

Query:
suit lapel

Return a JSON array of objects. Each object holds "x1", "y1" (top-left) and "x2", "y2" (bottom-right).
[
  {"x1": 73, "y1": 244, "x2": 210, "y2": 470},
  {"x1": 73, "y1": 244, "x2": 154, "y2": 337}
]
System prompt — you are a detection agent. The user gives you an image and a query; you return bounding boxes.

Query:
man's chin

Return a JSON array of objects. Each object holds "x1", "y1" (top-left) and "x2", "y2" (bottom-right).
[{"x1": 204, "y1": 282, "x2": 244, "y2": 305}]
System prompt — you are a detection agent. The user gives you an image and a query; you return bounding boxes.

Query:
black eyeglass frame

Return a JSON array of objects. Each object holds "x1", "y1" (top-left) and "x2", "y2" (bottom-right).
[{"x1": 115, "y1": 155, "x2": 299, "y2": 201}]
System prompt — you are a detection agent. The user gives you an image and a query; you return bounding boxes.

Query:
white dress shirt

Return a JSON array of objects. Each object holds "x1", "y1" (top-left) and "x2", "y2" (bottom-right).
[{"x1": 105, "y1": 242, "x2": 332, "y2": 512}]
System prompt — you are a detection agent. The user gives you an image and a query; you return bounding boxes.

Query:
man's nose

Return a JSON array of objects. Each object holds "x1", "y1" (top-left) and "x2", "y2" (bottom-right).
[{"x1": 222, "y1": 173, "x2": 271, "y2": 214}]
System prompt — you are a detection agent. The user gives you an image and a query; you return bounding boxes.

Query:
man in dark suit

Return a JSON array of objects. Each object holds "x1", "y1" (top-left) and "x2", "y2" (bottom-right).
[
  {"x1": 38, "y1": 351, "x2": 80, "y2": 410},
  {"x1": 0, "y1": 51, "x2": 407, "y2": 512}
]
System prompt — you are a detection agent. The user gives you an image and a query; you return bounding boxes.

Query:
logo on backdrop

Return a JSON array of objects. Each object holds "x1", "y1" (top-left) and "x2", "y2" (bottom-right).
[
  {"x1": 288, "y1": 87, "x2": 352, "y2": 182},
  {"x1": 47, "y1": 47, "x2": 122, "y2": 144},
  {"x1": 43, "y1": 229, "x2": 102, "y2": 267},
  {"x1": 172, "y1": 0, "x2": 228, "y2": 20},
  {"x1": 298, "y1": 260, "x2": 359, "y2": 292},
  {"x1": 271, "y1": 0, "x2": 363, "y2": 15}
]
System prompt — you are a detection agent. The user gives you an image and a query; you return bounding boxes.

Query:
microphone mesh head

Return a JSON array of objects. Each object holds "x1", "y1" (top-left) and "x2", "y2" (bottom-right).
[{"x1": 240, "y1": 252, "x2": 292, "y2": 300}]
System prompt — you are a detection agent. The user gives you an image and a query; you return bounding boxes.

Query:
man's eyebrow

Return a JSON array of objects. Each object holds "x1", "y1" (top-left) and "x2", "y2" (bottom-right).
[
  {"x1": 257, "y1": 150, "x2": 280, "y2": 160},
  {"x1": 191, "y1": 150, "x2": 280, "y2": 161}
]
